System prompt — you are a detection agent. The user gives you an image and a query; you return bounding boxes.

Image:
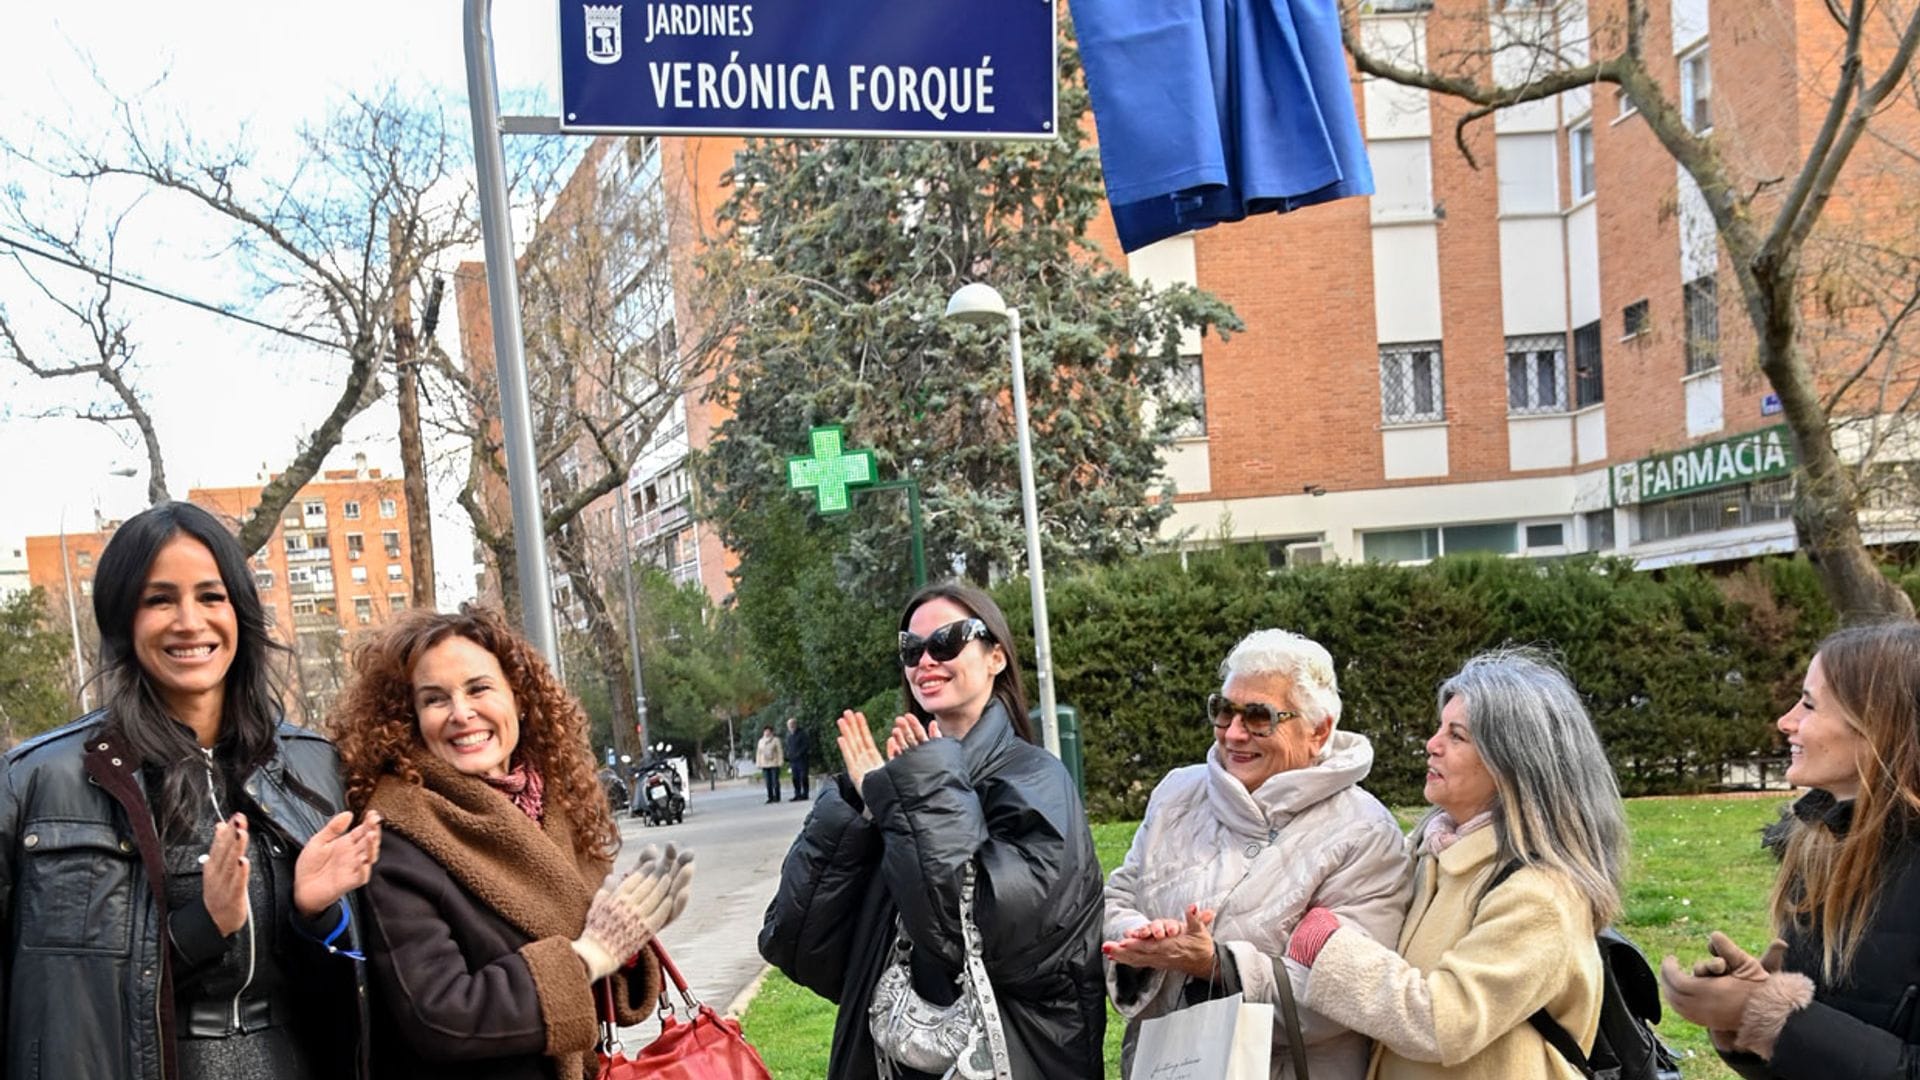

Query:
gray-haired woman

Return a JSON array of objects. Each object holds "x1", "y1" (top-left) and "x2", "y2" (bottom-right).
[
  {"x1": 1103, "y1": 629, "x2": 1414, "y2": 1079},
  {"x1": 1287, "y1": 648, "x2": 1628, "y2": 1080}
]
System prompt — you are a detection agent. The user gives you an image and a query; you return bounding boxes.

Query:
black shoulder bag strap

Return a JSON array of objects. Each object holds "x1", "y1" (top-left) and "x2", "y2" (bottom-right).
[
  {"x1": 1270, "y1": 955, "x2": 1313, "y2": 1079},
  {"x1": 1484, "y1": 860, "x2": 1596, "y2": 1079},
  {"x1": 1527, "y1": 1010, "x2": 1595, "y2": 1079}
]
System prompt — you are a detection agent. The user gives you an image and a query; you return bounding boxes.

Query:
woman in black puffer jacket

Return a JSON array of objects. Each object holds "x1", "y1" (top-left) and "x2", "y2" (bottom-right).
[
  {"x1": 759, "y1": 582, "x2": 1106, "y2": 1079},
  {"x1": 1662, "y1": 621, "x2": 1920, "y2": 1078}
]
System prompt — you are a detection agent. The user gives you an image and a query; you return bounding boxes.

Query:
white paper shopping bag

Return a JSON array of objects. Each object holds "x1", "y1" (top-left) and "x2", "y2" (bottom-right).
[{"x1": 1130, "y1": 992, "x2": 1275, "y2": 1080}]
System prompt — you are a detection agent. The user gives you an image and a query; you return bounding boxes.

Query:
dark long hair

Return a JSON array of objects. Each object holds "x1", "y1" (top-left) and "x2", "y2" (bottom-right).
[
  {"x1": 92, "y1": 501, "x2": 288, "y2": 842},
  {"x1": 897, "y1": 582, "x2": 1035, "y2": 744}
]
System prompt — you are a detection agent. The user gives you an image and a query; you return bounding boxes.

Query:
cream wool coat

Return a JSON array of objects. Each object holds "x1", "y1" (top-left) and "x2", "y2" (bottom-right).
[
  {"x1": 1303, "y1": 825, "x2": 1601, "y2": 1080},
  {"x1": 1104, "y1": 731, "x2": 1414, "y2": 1080}
]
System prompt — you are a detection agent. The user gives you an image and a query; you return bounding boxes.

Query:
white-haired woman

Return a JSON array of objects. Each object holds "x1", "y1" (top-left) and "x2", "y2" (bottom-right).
[
  {"x1": 1103, "y1": 629, "x2": 1414, "y2": 1079},
  {"x1": 1287, "y1": 648, "x2": 1629, "y2": 1080}
]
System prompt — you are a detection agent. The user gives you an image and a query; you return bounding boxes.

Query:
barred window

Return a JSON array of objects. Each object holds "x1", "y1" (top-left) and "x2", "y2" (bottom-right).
[
  {"x1": 1685, "y1": 275, "x2": 1720, "y2": 374},
  {"x1": 1381, "y1": 342, "x2": 1444, "y2": 424},
  {"x1": 1165, "y1": 355, "x2": 1207, "y2": 438},
  {"x1": 1635, "y1": 478, "x2": 1792, "y2": 543},
  {"x1": 1506, "y1": 334, "x2": 1567, "y2": 414},
  {"x1": 1573, "y1": 321, "x2": 1604, "y2": 407}
]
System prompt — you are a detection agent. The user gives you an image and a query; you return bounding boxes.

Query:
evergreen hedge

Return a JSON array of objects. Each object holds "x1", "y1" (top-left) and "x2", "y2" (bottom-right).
[{"x1": 992, "y1": 552, "x2": 1840, "y2": 819}]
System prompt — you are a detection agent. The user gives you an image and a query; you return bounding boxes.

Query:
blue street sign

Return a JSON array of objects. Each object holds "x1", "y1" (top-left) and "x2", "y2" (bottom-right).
[
  {"x1": 1762, "y1": 393, "x2": 1783, "y2": 416},
  {"x1": 558, "y1": 1, "x2": 1056, "y2": 139}
]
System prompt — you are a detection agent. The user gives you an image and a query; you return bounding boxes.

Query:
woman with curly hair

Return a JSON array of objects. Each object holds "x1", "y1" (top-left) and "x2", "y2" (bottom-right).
[{"x1": 333, "y1": 605, "x2": 695, "y2": 1080}]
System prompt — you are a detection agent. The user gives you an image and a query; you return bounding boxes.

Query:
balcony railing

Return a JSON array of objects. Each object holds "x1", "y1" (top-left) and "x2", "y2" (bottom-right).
[{"x1": 633, "y1": 500, "x2": 690, "y2": 543}]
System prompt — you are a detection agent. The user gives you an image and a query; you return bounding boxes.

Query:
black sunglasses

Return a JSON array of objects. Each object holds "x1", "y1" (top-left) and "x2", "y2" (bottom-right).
[
  {"x1": 1206, "y1": 693, "x2": 1298, "y2": 737},
  {"x1": 899, "y1": 618, "x2": 994, "y2": 668}
]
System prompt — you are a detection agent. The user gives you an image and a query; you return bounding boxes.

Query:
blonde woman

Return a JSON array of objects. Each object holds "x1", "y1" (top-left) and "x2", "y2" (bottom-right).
[
  {"x1": 1287, "y1": 649, "x2": 1628, "y2": 1080},
  {"x1": 1661, "y1": 622, "x2": 1920, "y2": 1079}
]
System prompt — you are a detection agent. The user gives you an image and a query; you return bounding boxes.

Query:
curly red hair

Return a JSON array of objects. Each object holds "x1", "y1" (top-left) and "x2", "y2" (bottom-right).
[{"x1": 331, "y1": 604, "x2": 618, "y2": 862}]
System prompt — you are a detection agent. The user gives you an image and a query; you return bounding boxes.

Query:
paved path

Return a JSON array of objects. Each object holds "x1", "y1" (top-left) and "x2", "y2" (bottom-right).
[{"x1": 610, "y1": 774, "x2": 813, "y2": 1043}]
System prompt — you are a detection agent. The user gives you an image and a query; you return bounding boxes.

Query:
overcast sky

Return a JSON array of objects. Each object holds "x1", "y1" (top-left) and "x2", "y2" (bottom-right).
[{"x1": 0, "y1": 2, "x2": 569, "y2": 603}]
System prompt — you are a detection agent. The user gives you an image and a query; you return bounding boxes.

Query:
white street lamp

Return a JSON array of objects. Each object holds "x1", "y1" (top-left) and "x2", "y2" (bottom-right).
[
  {"x1": 943, "y1": 283, "x2": 1061, "y2": 759},
  {"x1": 62, "y1": 466, "x2": 142, "y2": 711}
]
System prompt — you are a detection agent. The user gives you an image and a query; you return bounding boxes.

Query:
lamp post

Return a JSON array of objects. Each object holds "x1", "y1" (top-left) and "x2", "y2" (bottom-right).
[
  {"x1": 59, "y1": 466, "x2": 140, "y2": 711},
  {"x1": 942, "y1": 283, "x2": 1060, "y2": 759},
  {"x1": 614, "y1": 483, "x2": 650, "y2": 755},
  {"x1": 58, "y1": 512, "x2": 88, "y2": 711}
]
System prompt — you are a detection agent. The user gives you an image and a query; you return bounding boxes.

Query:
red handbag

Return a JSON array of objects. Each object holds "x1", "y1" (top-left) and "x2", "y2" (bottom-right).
[{"x1": 596, "y1": 939, "x2": 773, "y2": 1080}]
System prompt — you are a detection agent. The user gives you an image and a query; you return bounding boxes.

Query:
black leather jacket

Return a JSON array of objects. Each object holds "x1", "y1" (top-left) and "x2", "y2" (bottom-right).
[
  {"x1": 759, "y1": 700, "x2": 1107, "y2": 1079},
  {"x1": 0, "y1": 713, "x2": 370, "y2": 1080}
]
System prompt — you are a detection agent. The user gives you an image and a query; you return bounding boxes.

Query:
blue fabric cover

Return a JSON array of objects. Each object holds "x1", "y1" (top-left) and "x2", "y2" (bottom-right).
[{"x1": 1073, "y1": 0, "x2": 1373, "y2": 252}]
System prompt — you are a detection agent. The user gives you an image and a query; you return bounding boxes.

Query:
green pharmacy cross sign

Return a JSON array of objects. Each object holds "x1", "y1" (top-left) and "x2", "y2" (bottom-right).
[
  {"x1": 785, "y1": 424, "x2": 929, "y2": 587},
  {"x1": 787, "y1": 426, "x2": 877, "y2": 514}
]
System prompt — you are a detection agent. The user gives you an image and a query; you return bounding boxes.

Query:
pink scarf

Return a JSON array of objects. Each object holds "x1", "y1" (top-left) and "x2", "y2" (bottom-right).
[
  {"x1": 1420, "y1": 809, "x2": 1494, "y2": 854},
  {"x1": 482, "y1": 760, "x2": 545, "y2": 822}
]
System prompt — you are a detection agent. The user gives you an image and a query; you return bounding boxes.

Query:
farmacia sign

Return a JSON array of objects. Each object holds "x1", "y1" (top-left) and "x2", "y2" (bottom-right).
[{"x1": 1611, "y1": 425, "x2": 1794, "y2": 506}]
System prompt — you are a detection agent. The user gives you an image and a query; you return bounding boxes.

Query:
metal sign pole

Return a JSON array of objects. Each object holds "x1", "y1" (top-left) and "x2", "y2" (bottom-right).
[{"x1": 463, "y1": 0, "x2": 560, "y2": 662}]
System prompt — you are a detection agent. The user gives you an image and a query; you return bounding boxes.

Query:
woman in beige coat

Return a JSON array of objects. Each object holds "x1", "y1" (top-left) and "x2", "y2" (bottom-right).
[
  {"x1": 755, "y1": 724, "x2": 785, "y2": 803},
  {"x1": 1287, "y1": 649, "x2": 1628, "y2": 1080}
]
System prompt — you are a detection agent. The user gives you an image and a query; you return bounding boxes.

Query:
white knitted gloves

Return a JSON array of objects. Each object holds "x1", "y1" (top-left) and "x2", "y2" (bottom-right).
[{"x1": 571, "y1": 843, "x2": 695, "y2": 980}]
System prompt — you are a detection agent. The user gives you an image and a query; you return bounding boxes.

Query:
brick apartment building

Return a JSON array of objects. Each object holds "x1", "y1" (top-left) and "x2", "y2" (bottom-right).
[
  {"x1": 460, "y1": 0, "x2": 1919, "y2": 604},
  {"x1": 25, "y1": 458, "x2": 418, "y2": 723},
  {"x1": 1122, "y1": 0, "x2": 1920, "y2": 568},
  {"x1": 454, "y1": 134, "x2": 737, "y2": 611}
]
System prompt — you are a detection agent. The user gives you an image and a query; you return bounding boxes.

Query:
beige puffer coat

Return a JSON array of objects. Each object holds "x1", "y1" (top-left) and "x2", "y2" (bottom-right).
[{"x1": 1104, "y1": 731, "x2": 1415, "y2": 1080}]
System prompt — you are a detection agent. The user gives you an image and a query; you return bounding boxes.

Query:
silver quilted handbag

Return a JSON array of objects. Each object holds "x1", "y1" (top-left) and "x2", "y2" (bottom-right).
[{"x1": 868, "y1": 863, "x2": 1011, "y2": 1079}]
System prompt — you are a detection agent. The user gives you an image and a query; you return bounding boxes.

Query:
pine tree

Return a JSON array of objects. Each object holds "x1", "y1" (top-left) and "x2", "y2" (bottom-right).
[{"x1": 696, "y1": 38, "x2": 1240, "y2": 600}]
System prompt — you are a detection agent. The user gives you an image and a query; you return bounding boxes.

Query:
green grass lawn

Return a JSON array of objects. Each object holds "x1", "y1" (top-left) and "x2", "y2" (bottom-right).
[{"x1": 741, "y1": 796, "x2": 1785, "y2": 1079}]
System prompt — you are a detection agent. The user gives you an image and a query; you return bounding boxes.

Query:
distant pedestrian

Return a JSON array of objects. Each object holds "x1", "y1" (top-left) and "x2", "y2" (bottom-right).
[
  {"x1": 756, "y1": 724, "x2": 785, "y2": 803},
  {"x1": 786, "y1": 716, "x2": 812, "y2": 801}
]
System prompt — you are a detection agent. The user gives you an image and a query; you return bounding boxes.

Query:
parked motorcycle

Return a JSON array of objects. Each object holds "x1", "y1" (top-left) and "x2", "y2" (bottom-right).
[
  {"x1": 630, "y1": 757, "x2": 686, "y2": 826},
  {"x1": 597, "y1": 765, "x2": 631, "y2": 817}
]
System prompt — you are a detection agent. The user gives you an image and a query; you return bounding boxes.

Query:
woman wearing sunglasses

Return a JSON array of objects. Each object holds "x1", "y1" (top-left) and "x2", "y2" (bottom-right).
[
  {"x1": 1103, "y1": 629, "x2": 1413, "y2": 1079},
  {"x1": 760, "y1": 582, "x2": 1107, "y2": 1078}
]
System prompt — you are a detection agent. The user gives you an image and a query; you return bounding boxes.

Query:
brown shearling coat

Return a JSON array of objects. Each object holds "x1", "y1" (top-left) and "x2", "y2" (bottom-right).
[{"x1": 362, "y1": 756, "x2": 662, "y2": 1080}]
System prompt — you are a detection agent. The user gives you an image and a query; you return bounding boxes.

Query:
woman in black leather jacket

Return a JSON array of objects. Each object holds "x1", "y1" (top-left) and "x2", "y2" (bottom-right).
[
  {"x1": 759, "y1": 582, "x2": 1107, "y2": 1079},
  {"x1": 1661, "y1": 621, "x2": 1920, "y2": 1078},
  {"x1": 0, "y1": 501, "x2": 382, "y2": 1080}
]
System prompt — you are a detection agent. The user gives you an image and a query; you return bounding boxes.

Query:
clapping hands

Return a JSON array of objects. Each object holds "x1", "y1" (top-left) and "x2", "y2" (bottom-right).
[
  {"x1": 1101, "y1": 904, "x2": 1219, "y2": 981},
  {"x1": 836, "y1": 710, "x2": 948, "y2": 795}
]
